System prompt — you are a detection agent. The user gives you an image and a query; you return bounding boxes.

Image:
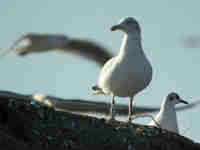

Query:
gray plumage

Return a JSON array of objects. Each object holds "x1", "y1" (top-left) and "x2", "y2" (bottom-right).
[{"x1": 1, "y1": 33, "x2": 113, "y2": 66}]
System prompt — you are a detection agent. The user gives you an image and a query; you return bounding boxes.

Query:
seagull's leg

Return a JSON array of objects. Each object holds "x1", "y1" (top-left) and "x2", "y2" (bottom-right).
[
  {"x1": 128, "y1": 96, "x2": 134, "y2": 122},
  {"x1": 108, "y1": 94, "x2": 116, "y2": 121}
]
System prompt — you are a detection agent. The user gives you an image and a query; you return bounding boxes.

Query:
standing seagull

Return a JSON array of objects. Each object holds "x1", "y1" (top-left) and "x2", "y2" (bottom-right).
[
  {"x1": 148, "y1": 92, "x2": 188, "y2": 133},
  {"x1": 92, "y1": 17, "x2": 153, "y2": 121}
]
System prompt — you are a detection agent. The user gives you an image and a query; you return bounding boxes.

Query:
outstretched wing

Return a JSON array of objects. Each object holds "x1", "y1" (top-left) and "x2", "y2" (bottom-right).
[
  {"x1": 0, "y1": 90, "x2": 198, "y2": 116},
  {"x1": 31, "y1": 93, "x2": 200, "y2": 116},
  {"x1": 60, "y1": 39, "x2": 113, "y2": 66},
  {"x1": 1, "y1": 33, "x2": 113, "y2": 66}
]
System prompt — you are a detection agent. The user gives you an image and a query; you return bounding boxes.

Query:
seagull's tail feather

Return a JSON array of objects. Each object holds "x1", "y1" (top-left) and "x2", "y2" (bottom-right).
[{"x1": 92, "y1": 85, "x2": 105, "y2": 95}]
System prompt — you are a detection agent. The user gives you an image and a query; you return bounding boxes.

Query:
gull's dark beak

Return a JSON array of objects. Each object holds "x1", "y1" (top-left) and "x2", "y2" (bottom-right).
[
  {"x1": 110, "y1": 24, "x2": 121, "y2": 31},
  {"x1": 179, "y1": 99, "x2": 189, "y2": 104}
]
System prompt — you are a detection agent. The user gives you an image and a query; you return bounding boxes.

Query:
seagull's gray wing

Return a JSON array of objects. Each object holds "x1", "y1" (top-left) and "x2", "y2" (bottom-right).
[
  {"x1": 54, "y1": 99, "x2": 200, "y2": 115},
  {"x1": 13, "y1": 33, "x2": 68, "y2": 56},
  {"x1": 15, "y1": 33, "x2": 58, "y2": 55},
  {"x1": 31, "y1": 94, "x2": 149, "y2": 115},
  {"x1": 31, "y1": 93, "x2": 200, "y2": 116},
  {"x1": 175, "y1": 101, "x2": 200, "y2": 111},
  {"x1": 0, "y1": 34, "x2": 31, "y2": 58},
  {"x1": 54, "y1": 100, "x2": 156, "y2": 115},
  {"x1": 0, "y1": 33, "x2": 59, "y2": 58},
  {"x1": 60, "y1": 39, "x2": 113, "y2": 66},
  {"x1": 1, "y1": 90, "x2": 198, "y2": 116},
  {"x1": 2, "y1": 33, "x2": 113, "y2": 66}
]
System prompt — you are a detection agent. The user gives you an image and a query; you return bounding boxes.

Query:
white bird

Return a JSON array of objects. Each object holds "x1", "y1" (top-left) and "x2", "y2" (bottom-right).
[
  {"x1": 148, "y1": 92, "x2": 188, "y2": 133},
  {"x1": 92, "y1": 17, "x2": 153, "y2": 121},
  {"x1": 0, "y1": 33, "x2": 113, "y2": 66}
]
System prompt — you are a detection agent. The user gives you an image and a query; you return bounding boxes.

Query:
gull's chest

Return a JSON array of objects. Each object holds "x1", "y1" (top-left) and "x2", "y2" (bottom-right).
[
  {"x1": 101, "y1": 56, "x2": 152, "y2": 97},
  {"x1": 113, "y1": 56, "x2": 151, "y2": 83},
  {"x1": 157, "y1": 110, "x2": 179, "y2": 133}
]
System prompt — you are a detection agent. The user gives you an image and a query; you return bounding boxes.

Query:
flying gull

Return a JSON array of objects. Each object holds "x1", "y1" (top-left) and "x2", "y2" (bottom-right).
[
  {"x1": 0, "y1": 33, "x2": 113, "y2": 66},
  {"x1": 0, "y1": 90, "x2": 198, "y2": 120},
  {"x1": 92, "y1": 17, "x2": 153, "y2": 122},
  {"x1": 31, "y1": 92, "x2": 199, "y2": 117}
]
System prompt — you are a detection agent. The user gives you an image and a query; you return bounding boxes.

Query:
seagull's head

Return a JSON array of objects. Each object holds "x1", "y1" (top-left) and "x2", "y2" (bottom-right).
[
  {"x1": 111, "y1": 17, "x2": 141, "y2": 34},
  {"x1": 164, "y1": 92, "x2": 188, "y2": 107}
]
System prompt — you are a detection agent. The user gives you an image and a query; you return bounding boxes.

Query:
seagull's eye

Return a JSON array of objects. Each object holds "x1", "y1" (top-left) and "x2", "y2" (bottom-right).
[{"x1": 175, "y1": 94, "x2": 180, "y2": 99}]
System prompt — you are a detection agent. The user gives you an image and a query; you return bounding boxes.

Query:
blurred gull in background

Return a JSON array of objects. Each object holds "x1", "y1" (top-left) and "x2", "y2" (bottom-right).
[
  {"x1": 0, "y1": 33, "x2": 113, "y2": 66},
  {"x1": 180, "y1": 34, "x2": 200, "y2": 49},
  {"x1": 31, "y1": 92, "x2": 199, "y2": 118}
]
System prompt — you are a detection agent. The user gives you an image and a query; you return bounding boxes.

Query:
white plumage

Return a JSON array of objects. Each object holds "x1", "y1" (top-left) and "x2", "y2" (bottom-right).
[
  {"x1": 149, "y1": 92, "x2": 188, "y2": 133},
  {"x1": 93, "y1": 17, "x2": 153, "y2": 121}
]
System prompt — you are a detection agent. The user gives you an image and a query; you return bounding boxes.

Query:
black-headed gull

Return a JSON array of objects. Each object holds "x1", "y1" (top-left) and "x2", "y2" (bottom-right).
[{"x1": 149, "y1": 92, "x2": 188, "y2": 133}]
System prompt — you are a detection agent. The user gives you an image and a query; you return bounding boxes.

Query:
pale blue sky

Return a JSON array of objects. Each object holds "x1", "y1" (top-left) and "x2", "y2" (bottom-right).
[{"x1": 1, "y1": 0, "x2": 200, "y2": 141}]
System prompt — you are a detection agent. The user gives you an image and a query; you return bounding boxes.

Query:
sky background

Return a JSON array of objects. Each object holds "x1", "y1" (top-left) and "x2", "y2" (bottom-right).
[{"x1": 0, "y1": 0, "x2": 200, "y2": 141}]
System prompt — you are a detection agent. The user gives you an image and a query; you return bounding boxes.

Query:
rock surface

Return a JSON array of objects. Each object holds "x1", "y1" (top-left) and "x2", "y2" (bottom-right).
[{"x1": 0, "y1": 91, "x2": 199, "y2": 150}]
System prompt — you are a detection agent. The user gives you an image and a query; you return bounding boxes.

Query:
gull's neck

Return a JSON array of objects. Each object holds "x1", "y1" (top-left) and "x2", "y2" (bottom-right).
[
  {"x1": 156, "y1": 99, "x2": 179, "y2": 133},
  {"x1": 160, "y1": 98, "x2": 177, "y2": 113},
  {"x1": 118, "y1": 32, "x2": 143, "y2": 57},
  {"x1": 160, "y1": 98, "x2": 178, "y2": 125}
]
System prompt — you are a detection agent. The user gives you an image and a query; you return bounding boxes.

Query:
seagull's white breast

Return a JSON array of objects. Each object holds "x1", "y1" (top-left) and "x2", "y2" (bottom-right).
[
  {"x1": 149, "y1": 107, "x2": 179, "y2": 133},
  {"x1": 98, "y1": 34, "x2": 152, "y2": 97},
  {"x1": 99, "y1": 55, "x2": 152, "y2": 97}
]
